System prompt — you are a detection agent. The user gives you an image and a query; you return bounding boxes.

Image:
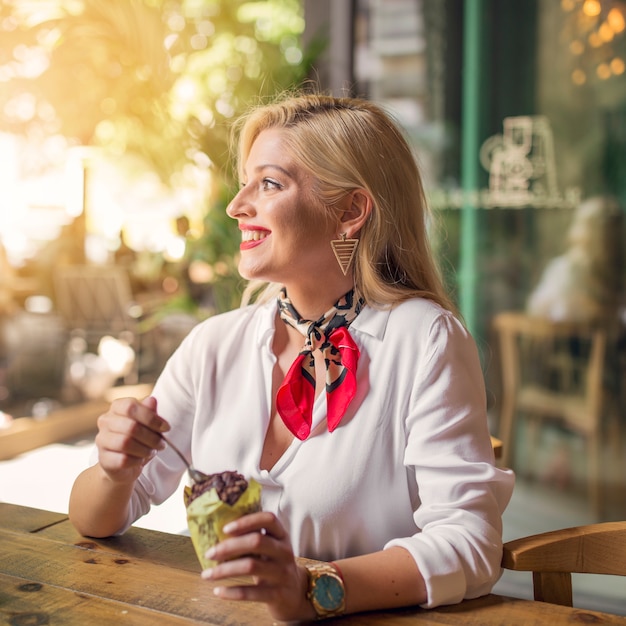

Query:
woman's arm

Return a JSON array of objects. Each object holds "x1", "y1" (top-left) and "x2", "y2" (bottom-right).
[
  {"x1": 68, "y1": 396, "x2": 170, "y2": 537},
  {"x1": 69, "y1": 463, "x2": 137, "y2": 538},
  {"x1": 332, "y1": 547, "x2": 427, "y2": 613},
  {"x1": 395, "y1": 312, "x2": 514, "y2": 606},
  {"x1": 201, "y1": 511, "x2": 427, "y2": 622}
]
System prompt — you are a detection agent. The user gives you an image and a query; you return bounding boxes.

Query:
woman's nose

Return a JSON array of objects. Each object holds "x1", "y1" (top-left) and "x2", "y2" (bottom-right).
[{"x1": 226, "y1": 188, "x2": 253, "y2": 219}]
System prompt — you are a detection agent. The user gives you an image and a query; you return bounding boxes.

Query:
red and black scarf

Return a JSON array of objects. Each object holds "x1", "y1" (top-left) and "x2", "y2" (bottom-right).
[{"x1": 275, "y1": 288, "x2": 365, "y2": 440}]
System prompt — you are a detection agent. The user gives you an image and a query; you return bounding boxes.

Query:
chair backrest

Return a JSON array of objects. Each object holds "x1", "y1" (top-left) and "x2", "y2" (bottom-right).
[
  {"x1": 502, "y1": 521, "x2": 626, "y2": 606},
  {"x1": 493, "y1": 312, "x2": 607, "y2": 468},
  {"x1": 494, "y1": 311, "x2": 606, "y2": 415},
  {"x1": 54, "y1": 264, "x2": 136, "y2": 339}
]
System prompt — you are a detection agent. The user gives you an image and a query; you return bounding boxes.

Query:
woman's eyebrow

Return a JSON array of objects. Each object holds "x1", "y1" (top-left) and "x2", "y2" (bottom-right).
[{"x1": 253, "y1": 163, "x2": 294, "y2": 179}]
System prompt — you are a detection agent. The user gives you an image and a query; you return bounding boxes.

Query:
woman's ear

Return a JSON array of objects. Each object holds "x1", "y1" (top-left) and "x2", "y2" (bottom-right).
[{"x1": 339, "y1": 189, "x2": 372, "y2": 236}]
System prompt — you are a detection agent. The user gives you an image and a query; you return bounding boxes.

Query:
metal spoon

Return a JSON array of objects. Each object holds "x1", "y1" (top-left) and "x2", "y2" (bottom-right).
[{"x1": 160, "y1": 433, "x2": 209, "y2": 483}]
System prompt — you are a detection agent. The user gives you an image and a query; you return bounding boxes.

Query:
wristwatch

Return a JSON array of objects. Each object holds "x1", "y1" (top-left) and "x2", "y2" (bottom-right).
[{"x1": 305, "y1": 562, "x2": 346, "y2": 618}]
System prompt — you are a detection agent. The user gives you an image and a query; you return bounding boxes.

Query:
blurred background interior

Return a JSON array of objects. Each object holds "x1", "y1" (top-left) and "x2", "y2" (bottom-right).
[{"x1": 1, "y1": 0, "x2": 625, "y2": 614}]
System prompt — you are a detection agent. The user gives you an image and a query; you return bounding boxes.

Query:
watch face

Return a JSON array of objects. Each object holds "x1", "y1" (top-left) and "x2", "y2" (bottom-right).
[{"x1": 314, "y1": 574, "x2": 344, "y2": 611}]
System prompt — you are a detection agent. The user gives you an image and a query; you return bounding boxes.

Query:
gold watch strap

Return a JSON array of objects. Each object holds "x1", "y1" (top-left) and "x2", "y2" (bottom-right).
[{"x1": 305, "y1": 562, "x2": 346, "y2": 618}]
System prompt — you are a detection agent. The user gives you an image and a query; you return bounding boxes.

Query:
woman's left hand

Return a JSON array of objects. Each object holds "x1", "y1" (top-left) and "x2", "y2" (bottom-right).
[{"x1": 200, "y1": 511, "x2": 315, "y2": 622}]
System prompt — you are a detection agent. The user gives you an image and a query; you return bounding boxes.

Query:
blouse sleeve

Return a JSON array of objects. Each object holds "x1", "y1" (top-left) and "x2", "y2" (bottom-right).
[
  {"x1": 384, "y1": 312, "x2": 515, "y2": 608},
  {"x1": 119, "y1": 323, "x2": 203, "y2": 533}
]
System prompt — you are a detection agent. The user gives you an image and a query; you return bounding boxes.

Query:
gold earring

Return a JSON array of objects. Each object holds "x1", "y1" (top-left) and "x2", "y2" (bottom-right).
[{"x1": 330, "y1": 233, "x2": 359, "y2": 275}]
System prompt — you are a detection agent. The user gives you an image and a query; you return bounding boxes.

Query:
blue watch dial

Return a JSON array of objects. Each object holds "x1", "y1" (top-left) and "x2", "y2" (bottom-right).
[{"x1": 315, "y1": 575, "x2": 344, "y2": 610}]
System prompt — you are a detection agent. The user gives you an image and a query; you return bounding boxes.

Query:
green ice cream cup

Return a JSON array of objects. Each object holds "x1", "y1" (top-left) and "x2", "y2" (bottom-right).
[{"x1": 185, "y1": 478, "x2": 262, "y2": 570}]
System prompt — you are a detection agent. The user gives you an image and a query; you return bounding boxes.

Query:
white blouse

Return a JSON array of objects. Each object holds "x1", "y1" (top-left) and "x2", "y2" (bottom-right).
[{"x1": 122, "y1": 297, "x2": 514, "y2": 608}]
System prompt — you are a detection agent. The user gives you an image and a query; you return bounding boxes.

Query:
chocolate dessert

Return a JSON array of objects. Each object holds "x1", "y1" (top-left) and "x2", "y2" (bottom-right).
[
  {"x1": 185, "y1": 470, "x2": 262, "y2": 570},
  {"x1": 186, "y1": 470, "x2": 249, "y2": 507}
]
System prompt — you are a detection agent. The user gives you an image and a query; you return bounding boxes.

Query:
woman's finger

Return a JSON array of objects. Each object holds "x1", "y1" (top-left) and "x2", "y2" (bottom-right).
[
  {"x1": 101, "y1": 429, "x2": 162, "y2": 459},
  {"x1": 211, "y1": 581, "x2": 286, "y2": 605},
  {"x1": 204, "y1": 558, "x2": 310, "y2": 622},
  {"x1": 97, "y1": 414, "x2": 164, "y2": 455},
  {"x1": 111, "y1": 396, "x2": 170, "y2": 433},
  {"x1": 221, "y1": 511, "x2": 287, "y2": 540},
  {"x1": 202, "y1": 554, "x2": 280, "y2": 583}
]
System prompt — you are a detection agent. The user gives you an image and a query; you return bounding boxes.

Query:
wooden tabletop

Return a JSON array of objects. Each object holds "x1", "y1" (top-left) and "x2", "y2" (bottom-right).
[{"x1": 1, "y1": 503, "x2": 624, "y2": 625}]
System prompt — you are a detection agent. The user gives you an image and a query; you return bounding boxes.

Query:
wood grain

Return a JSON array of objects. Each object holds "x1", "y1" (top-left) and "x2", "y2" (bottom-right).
[
  {"x1": 0, "y1": 528, "x2": 270, "y2": 625},
  {"x1": 503, "y1": 521, "x2": 626, "y2": 575},
  {"x1": 0, "y1": 572, "x2": 197, "y2": 626},
  {"x1": 503, "y1": 521, "x2": 626, "y2": 607},
  {"x1": 0, "y1": 502, "x2": 68, "y2": 533},
  {"x1": 2, "y1": 504, "x2": 625, "y2": 625}
]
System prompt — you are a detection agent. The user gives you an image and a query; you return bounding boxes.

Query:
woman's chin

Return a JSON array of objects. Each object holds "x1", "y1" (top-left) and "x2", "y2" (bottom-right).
[{"x1": 238, "y1": 264, "x2": 271, "y2": 283}]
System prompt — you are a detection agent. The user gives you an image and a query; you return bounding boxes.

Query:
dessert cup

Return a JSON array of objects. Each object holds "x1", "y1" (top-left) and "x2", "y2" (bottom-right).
[{"x1": 185, "y1": 472, "x2": 262, "y2": 569}]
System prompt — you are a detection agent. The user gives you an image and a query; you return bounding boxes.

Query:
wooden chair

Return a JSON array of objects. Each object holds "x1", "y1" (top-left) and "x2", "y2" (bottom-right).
[
  {"x1": 54, "y1": 265, "x2": 138, "y2": 341},
  {"x1": 54, "y1": 264, "x2": 141, "y2": 383},
  {"x1": 492, "y1": 311, "x2": 608, "y2": 516},
  {"x1": 502, "y1": 521, "x2": 626, "y2": 607}
]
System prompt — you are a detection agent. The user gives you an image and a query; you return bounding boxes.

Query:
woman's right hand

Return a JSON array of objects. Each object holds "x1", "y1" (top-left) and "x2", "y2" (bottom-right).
[{"x1": 94, "y1": 395, "x2": 171, "y2": 485}]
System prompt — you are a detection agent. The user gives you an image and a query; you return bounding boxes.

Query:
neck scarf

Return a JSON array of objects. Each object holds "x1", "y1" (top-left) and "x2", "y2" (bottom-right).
[{"x1": 276, "y1": 288, "x2": 365, "y2": 440}]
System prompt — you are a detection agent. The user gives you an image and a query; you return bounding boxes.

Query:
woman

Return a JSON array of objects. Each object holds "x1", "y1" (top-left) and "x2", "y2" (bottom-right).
[{"x1": 69, "y1": 93, "x2": 514, "y2": 621}]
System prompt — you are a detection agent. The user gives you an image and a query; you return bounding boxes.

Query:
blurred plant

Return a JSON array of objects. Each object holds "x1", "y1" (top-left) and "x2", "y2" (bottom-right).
[
  {"x1": 0, "y1": 0, "x2": 181, "y2": 172},
  {"x1": 0, "y1": 0, "x2": 323, "y2": 314}
]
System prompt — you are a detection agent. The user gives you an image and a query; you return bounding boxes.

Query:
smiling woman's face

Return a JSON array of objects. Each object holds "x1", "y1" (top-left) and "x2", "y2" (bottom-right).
[{"x1": 226, "y1": 128, "x2": 341, "y2": 288}]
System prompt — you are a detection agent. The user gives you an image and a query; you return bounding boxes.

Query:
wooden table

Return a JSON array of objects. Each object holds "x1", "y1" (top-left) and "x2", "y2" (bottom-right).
[{"x1": 1, "y1": 503, "x2": 624, "y2": 625}]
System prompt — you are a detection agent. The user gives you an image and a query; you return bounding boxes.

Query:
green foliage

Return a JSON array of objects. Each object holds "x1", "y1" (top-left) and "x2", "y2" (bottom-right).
[
  {"x1": 0, "y1": 0, "x2": 309, "y2": 178},
  {"x1": 184, "y1": 184, "x2": 246, "y2": 315},
  {"x1": 0, "y1": 0, "x2": 321, "y2": 315}
]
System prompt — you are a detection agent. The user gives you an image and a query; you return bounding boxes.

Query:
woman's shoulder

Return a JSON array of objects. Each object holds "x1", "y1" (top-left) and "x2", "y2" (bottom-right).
[
  {"x1": 361, "y1": 297, "x2": 471, "y2": 349},
  {"x1": 387, "y1": 300, "x2": 479, "y2": 370},
  {"x1": 388, "y1": 297, "x2": 463, "y2": 330}
]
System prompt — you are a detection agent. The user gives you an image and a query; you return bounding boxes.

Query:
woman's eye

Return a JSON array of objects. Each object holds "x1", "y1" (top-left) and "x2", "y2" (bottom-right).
[{"x1": 262, "y1": 178, "x2": 281, "y2": 190}]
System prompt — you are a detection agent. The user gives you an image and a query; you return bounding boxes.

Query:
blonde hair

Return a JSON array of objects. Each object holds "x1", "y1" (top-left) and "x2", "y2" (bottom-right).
[{"x1": 234, "y1": 92, "x2": 456, "y2": 314}]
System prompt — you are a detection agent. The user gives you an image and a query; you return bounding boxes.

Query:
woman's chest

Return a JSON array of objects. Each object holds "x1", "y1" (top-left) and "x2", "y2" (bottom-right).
[{"x1": 190, "y1": 328, "x2": 415, "y2": 475}]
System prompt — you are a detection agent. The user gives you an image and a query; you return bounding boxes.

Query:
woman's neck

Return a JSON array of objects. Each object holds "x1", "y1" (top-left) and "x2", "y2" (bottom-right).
[{"x1": 281, "y1": 281, "x2": 355, "y2": 321}]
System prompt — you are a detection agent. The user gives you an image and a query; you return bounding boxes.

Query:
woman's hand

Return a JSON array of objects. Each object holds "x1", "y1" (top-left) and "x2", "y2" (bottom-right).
[
  {"x1": 94, "y1": 396, "x2": 170, "y2": 485},
  {"x1": 200, "y1": 511, "x2": 315, "y2": 622}
]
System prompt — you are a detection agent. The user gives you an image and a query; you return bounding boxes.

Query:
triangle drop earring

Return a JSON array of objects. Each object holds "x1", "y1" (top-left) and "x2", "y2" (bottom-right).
[{"x1": 330, "y1": 233, "x2": 359, "y2": 275}]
